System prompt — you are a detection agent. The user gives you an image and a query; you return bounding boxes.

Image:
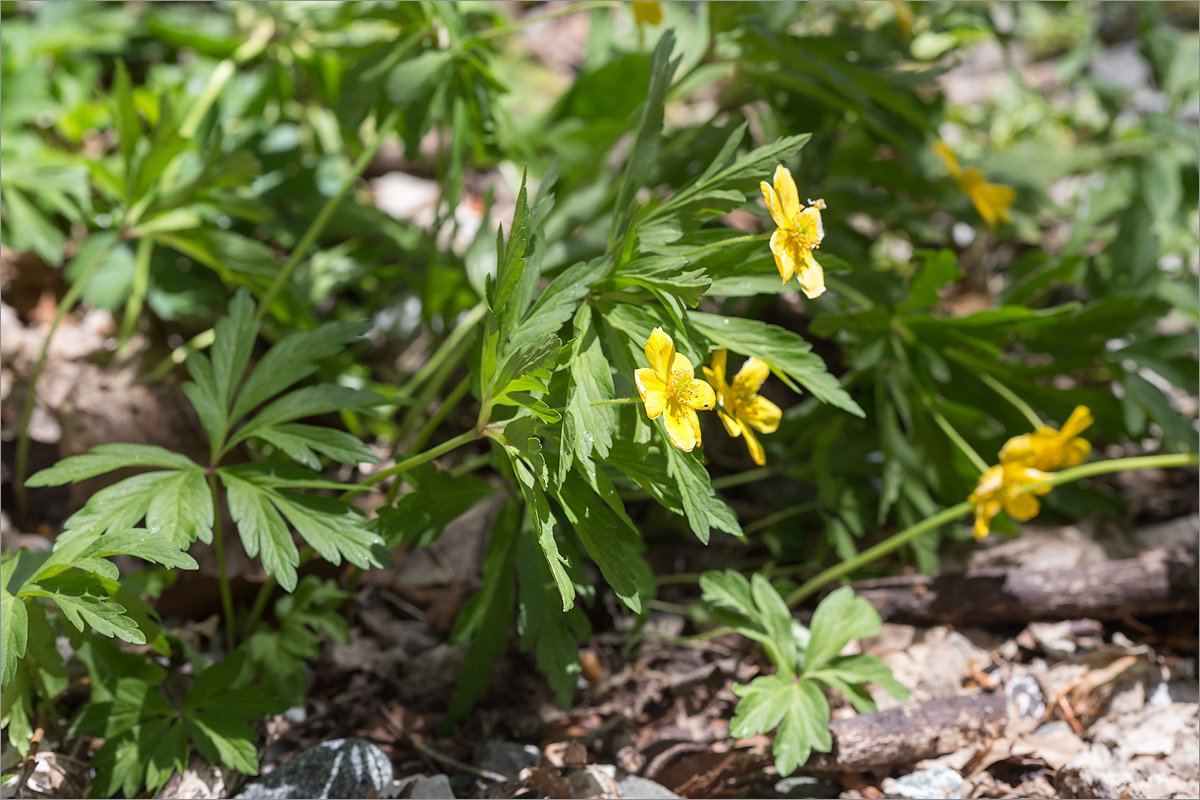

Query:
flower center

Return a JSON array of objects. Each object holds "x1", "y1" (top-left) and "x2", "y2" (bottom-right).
[
  {"x1": 789, "y1": 209, "x2": 823, "y2": 250},
  {"x1": 670, "y1": 369, "x2": 696, "y2": 402}
]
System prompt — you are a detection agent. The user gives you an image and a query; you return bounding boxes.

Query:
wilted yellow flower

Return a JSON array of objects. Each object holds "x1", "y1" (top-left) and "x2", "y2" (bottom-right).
[
  {"x1": 967, "y1": 463, "x2": 1052, "y2": 539},
  {"x1": 761, "y1": 165, "x2": 827, "y2": 299},
  {"x1": 630, "y1": 1, "x2": 663, "y2": 26},
  {"x1": 703, "y1": 350, "x2": 782, "y2": 466},
  {"x1": 999, "y1": 406, "x2": 1094, "y2": 472},
  {"x1": 933, "y1": 140, "x2": 1014, "y2": 229},
  {"x1": 635, "y1": 328, "x2": 716, "y2": 452}
]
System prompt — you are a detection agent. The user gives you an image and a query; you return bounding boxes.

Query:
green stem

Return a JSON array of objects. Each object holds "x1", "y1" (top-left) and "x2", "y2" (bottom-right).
[
  {"x1": 356, "y1": 429, "x2": 481, "y2": 496},
  {"x1": 23, "y1": 642, "x2": 66, "y2": 743},
  {"x1": 929, "y1": 407, "x2": 989, "y2": 474},
  {"x1": 978, "y1": 371, "x2": 1044, "y2": 429},
  {"x1": 208, "y1": 473, "x2": 237, "y2": 654},
  {"x1": 450, "y1": 454, "x2": 491, "y2": 477},
  {"x1": 743, "y1": 501, "x2": 817, "y2": 536},
  {"x1": 398, "y1": 301, "x2": 487, "y2": 398},
  {"x1": 389, "y1": 376, "x2": 472, "y2": 503},
  {"x1": 117, "y1": 237, "x2": 153, "y2": 354},
  {"x1": 146, "y1": 327, "x2": 216, "y2": 382},
  {"x1": 590, "y1": 398, "x2": 641, "y2": 406},
  {"x1": 619, "y1": 465, "x2": 777, "y2": 501},
  {"x1": 824, "y1": 275, "x2": 875, "y2": 309},
  {"x1": 680, "y1": 233, "x2": 771, "y2": 258},
  {"x1": 472, "y1": 0, "x2": 618, "y2": 41},
  {"x1": 785, "y1": 452, "x2": 1199, "y2": 607},
  {"x1": 13, "y1": 238, "x2": 117, "y2": 521},
  {"x1": 256, "y1": 107, "x2": 401, "y2": 321},
  {"x1": 242, "y1": 546, "x2": 316, "y2": 641}
]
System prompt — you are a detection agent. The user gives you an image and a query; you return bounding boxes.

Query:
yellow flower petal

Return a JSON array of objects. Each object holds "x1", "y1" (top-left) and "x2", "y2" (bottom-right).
[
  {"x1": 1005, "y1": 491, "x2": 1040, "y2": 522},
  {"x1": 683, "y1": 378, "x2": 716, "y2": 411},
  {"x1": 741, "y1": 419, "x2": 766, "y2": 466},
  {"x1": 707, "y1": 349, "x2": 728, "y2": 386},
  {"x1": 672, "y1": 351, "x2": 695, "y2": 376},
  {"x1": 795, "y1": 248, "x2": 826, "y2": 299},
  {"x1": 733, "y1": 357, "x2": 771, "y2": 395},
  {"x1": 630, "y1": 1, "x2": 662, "y2": 26},
  {"x1": 1060, "y1": 406, "x2": 1094, "y2": 440},
  {"x1": 933, "y1": 140, "x2": 961, "y2": 179},
  {"x1": 773, "y1": 165, "x2": 802, "y2": 220},
  {"x1": 643, "y1": 327, "x2": 675, "y2": 379},
  {"x1": 1060, "y1": 439, "x2": 1091, "y2": 469},
  {"x1": 663, "y1": 399, "x2": 701, "y2": 451},
  {"x1": 760, "y1": 181, "x2": 789, "y2": 230},
  {"x1": 717, "y1": 407, "x2": 742, "y2": 438},
  {"x1": 742, "y1": 395, "x2": 782, "y2": 434},
  {"x1": 635, "y1": 369, "x2": 667, "y2": 418},
  {"x1": 769, "y1": 228, "x2": 796, "y2": 284}
]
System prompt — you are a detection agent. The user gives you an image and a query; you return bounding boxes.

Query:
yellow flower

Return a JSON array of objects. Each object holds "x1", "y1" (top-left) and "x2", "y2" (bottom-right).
[
  {"x1": 703, "y1": 349, "x2": 782, "y2": 466},
  {"x1": 999, "y1": 406, "x2": 1094, "y2": 472},
  {"x1": 635, "y1": 328, "x2": 716, "y2": 452},
  {"x1": 630, "y1": 1, "x2": 663, "y2": 27},
  {"x1": 967, "y1": 463, "x2": 1052, "y2": 539},
  {"x1": 760, "y1": 165, "x2": 827, "y2": 299},
  {"x1": 933, "y1": 140, "x2": 1015, "y2": 229}
]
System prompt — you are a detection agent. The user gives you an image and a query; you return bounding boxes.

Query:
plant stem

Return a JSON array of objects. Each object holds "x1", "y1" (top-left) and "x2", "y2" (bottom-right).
[
  {"x1": 242, "y1": 546, "x2": 316, "y2": 641},
  {"x1": 23, "y1": 642, "x2": 66, "y2": 744},
  {"x1": 929, "y1": 407, "x2": 990, "y2": 474},
  {"x1": 256, "y1": 107, "x2": 402, "y2": 321},
  {"x1": 825, "y1": 275, "x2": 875, "y2": 309},
  {"x1": 743, "y1": 501, "x2": 817, "y2": 536},
  {"x1": 590, "y1": 398, "x2": 641, "y2": 406},
  {"x1": 407, "y1": 375, "x2": 471, "y2": 459},
  {"x1": 978, "y1": 371, "x2": 1044, "y2": 429},
  {"x1": 208, "y1": 473, "x2": 237, "y2": 654},
  {"x1": 146, "y1": 327, "x2": 216, "y2": 382},
  {"x1": 355, "y1": 429, "x2": 481, "y2": 496},
  {"x1": 13, "y1": 238, "x2": 117, "y2": 522},
  {"x1": 117, "y1": 237, "x2": 153, "y2": 355},
  {"x1": 472, "y1": 0, "x2": 617, "y2": 40},
  {"x1": 619, "y1": 464, "x2": 778, "y2": 501},
  {"x1": 679, "y1": 233, "x2": 771, "y2": 258},
  {"x1": 398, "y1": 301, "x2": 487, "y2": 398},
  {"x1": 785, "y1": 451, "x2": 1200, "y2": 607}
]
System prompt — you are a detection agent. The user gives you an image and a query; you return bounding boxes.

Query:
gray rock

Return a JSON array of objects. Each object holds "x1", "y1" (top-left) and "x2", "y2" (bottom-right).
[
  {"x1": 881, "y1": 767, "x2": 964, "y2": 800},
  {"x1": 234, "y1": 738, "x2": 393, "y2": 800},
  {"x1": 384, "y1": 774, "x2": 455, "y2": 799},
  {"x1": 475, "y1": 740, "x2": 540, "y2": 779},
  {"x1": 774, "y1": 775, "x2": 840, "y2": 798},
  {"x1": 616, "y1": 775, "x2": 680, "y2": 799}
]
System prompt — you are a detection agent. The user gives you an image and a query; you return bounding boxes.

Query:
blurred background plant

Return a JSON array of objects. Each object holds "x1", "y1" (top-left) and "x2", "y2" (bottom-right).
[{"x1": 1, "y1": 0, "x2": 1196, "y2": 793}]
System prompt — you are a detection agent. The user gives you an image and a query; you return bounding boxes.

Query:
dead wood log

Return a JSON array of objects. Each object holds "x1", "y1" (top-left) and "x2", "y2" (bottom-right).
[
  {"x1": 805, "y1": 693, "x2": 1008, "y2": 772},
  {"x1": 844, "y1": 546, "x2": 1198, "y2": 626}
]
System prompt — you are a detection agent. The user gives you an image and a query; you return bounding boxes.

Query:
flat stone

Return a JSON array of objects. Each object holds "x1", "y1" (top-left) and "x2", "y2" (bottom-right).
[
  {"x1": 616, "y1": 775, "x2": 680, "y2": 799},
  {"x1": 384, "y1": 774, "x2": 456, "y2": 799},
  {"x1": 234, "y1": 738, "x2": 393, "y2": 800},
  {"x1": 881, "y1": 767, "x2": 964, "y2": 800},
  {"x1": 475, "y1": 740, "x2": 540, "y2": 779}
]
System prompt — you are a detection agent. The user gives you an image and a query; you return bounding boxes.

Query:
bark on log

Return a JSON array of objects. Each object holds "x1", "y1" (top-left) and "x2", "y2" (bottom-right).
[
  {"x1": 805, "y1": 693, "x2": 1008, "y2": 772},
  {"x1": 843, "y1": 546, "x2": 1198, "y2": 626}
]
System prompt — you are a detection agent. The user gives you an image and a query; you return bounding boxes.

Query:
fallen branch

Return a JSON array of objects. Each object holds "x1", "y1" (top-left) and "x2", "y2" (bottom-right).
[
  {"x1": 843, "y1": 546, "x2": 1198, "y2": 626},
  {"x1": 804, "y1": 693, "x2": 1008, "y2": 772}
]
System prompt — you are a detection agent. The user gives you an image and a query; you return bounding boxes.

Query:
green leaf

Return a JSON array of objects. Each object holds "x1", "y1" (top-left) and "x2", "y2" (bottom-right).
[
  {"x1": 805, "y1": 586, "x2": 883, "y2": 672},
  {"x1": 373, "y1": 464, "x2": 497, "y2": 548},
  {"x1": 253, "y1": 424, "x2": 379, "y2": 470},
  {"x1": 700, "y1": 570, "x2": 796, "y2": 678},
  {"x1": 665, "y1": 446, "x2": 743, "y2": 544},
  {"x1": 615, "y1": 255, "x2": 711, "y2": 309},
  {"x1": 77, "y1": 528, "x2": 201, "y2": 576},
  {"x1": 730, "y1": 675, "x2": 831, "y2": 776},
  {"x1": 24, "y1": 574, "x2": 144, "y2": 644},
  {"x1": 509, "y1": 257, "x2": 608, "y2": 351},
  {"x1": 489, "y1": 334, "x2": 561, "y2": 404},
  {"x1": 59, "y1": 471, "x2": 195, "y2": 539},
  {"x1": 219, "y1": 469, "x2": 299, "y2": 592},
  {"x1": 808, "y1": 653, "x2": 909, "y2": 713},
  {"x1": 489, "y1": 172, "x2": 531, "y2": 314},
  {"x1": 898, "y1": 249, "x2": 964, "y2": 314},
  {"x1": 23, "y1": 600, "x2": 66, "y2": 699},
  {"x1": 1, "y1": 593, "x2": 28, "y2": 690},
  {"x1": 152, "y1": 228, "x2": 280, "y2": 279},
  {"x1": 610, "y1": 31, "x2": 680, "y2": 247},
  {"x1": 554, "y1": 474, "x2": 653, "y2": 614},
  {"x1": 211, "y1": 289, "x2": 260, "y2": 416},
  {"x1": 231, "y1": 385, "x2": 383, "y2": 447},
  {"x1": 183, "y1": 350, "x2": 225, "y2": 447},
  {"x1": 1, "y1": 665, "x2": 33, "y2": 756},
  {"x1": 517, "y1": 524, "x2": 588, "y2": 709},
  {"x1": 110, "y1": 60, "x2": 141, "y2": 167},
  {"x1": 559, "y1": 306, "x2": 615, "y2": 483},
  {"x1": 688, "y1": 312, "x2": 863, "y2": 417},
  {"x1": 445, "y1": 499, "x2": 519, "y2": 729},
  {"x1": 26, "y1": 444, "x2": 201, "y2": 487},
  {"x1": 228, "y1": 320, "x2": 372, "y2": 424},
  {"x1": 146, "y1": 470, "x2": 214, "y2": 546},
  {"x1": 1, "y1": 187, "x2": 66, "y2": 265}
]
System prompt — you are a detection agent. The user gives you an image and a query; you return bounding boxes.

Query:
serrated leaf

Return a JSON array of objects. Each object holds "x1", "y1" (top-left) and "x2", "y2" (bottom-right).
[
  {"x1": 183, "y1": 351, "x2": 225, "y2": 447},
  {"x1": 688, "y1": 312, "x2": 863, "y2": 417},
  {"x1": 615, "y1": 255, "x2": 711, "y2": 308},
  {"x1": 808, "y1": 653, "x2": 909, "y2": 713},
  {"x1": 665, "y1": 446, "x2": 743, "y2": 544},
  {"x1": 489, "y1": 335, "x2": 561, "y2": 404},
  {"x1": 253, "y1": 423, "x2": 380, "y2": 470},
  {"x1": 24, "y1": 574, "x2": 144, "y2": 644},
  {"x1": 211, "y1": 289, "x2": 260, "y2": 415},
  {"x1": 509, "y1": 258, "x2": 608, "y2": 351},
  {"x1": 219, "y1": 469, "x2": 299, "y2": 592},
  {"x1": 701, "y1": 570, "x2": 796, "y2": 678},
  {"x1": 73, "y1": 527, "x2": 200, "y2": 578},
  {"x1": 268, "y1": 491, "x2": 390, "y2": 571},
  {"x1": 231, "y1": 385, "x2": 383, "y2": 447},
  {"x1": 731, "y1": 675, "x2": 831, "y2": 776},
  {"x1": 229, "y1": 320, "x2": 371, "y2": 424},
  {"x1": 898, "y1": 249, "x2": 964, "y2": 314},
  {"x1": 26, "y1": 444, "x2": 201, "y2": 487},
  {"x1": 559, "y1": 307, "x2": 615, "y2": 483},
  {"x1": 1, "y1": 592, "x2": 28, "y2": 690},
  {"x1": 147, "y1": 470, "x2": 214, "y2": 546},
  {"x1": 555, "y1": 474, "x2": 652, "y2": 614},
  {"x1": 59, "y1": 471, "x2": 193, "y2": 539},
  {"x1": 374, "y1": 464, "x2": 497, "y2": 548},
  {"x1": 187, "y1": 710, "x2": 260, "y2": 775},
  {"x1": 517, "y1": 524, "x2": 588, "y2": 709},
  {"x1": 489, "y1": 172, "x2": 531, "y2": 314},
  {"x1": 805, "y1": 586, "x2": 883, "y2": 672},
  {"x1": 516, "y1": 470, "x2": 573, "y2": 612}
]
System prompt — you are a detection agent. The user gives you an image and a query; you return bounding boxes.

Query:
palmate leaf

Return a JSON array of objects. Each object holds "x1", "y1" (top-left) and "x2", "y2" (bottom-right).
[
  {"x1": 252, "y1": 423, "x2": 381, "y2": 470},
  {"x1": 23, "y1": 574, "x2": 144, "y2": 645},
  {"x1": 217, "y1": 463, "x2": 390, "y2": 592},
  {"x1": 50, "y1": 469, "x2": 212, "y2": 547},
  {"x1": 508, "y1": 257, "x2": 609, "y2": 351},
  {"x1": 230, "y1": 385, "x2": 384, "y2": 448},
  {"x1": 614, "y1": 255, "x2": 711, "y2": 309},
  {"x1": 688, "y1": 312, "x2": 864, "y2": 418},
  {"x1": 805, "y1": 586, "x2": 883, "y2": 672}
]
